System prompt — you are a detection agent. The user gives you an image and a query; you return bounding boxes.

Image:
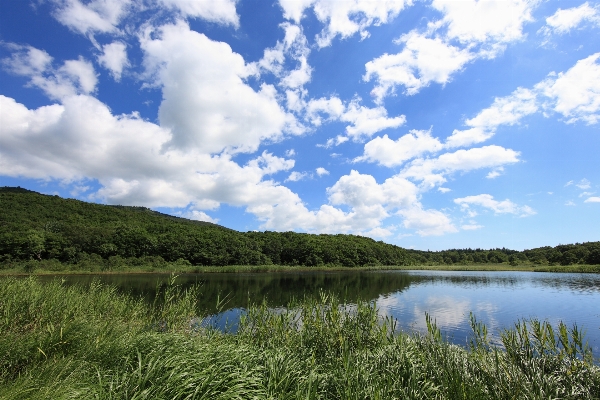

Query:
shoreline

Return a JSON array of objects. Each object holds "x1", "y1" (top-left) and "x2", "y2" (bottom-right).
[{"x1": 1, "y1": 263, "x2": 599, "y2": 276}]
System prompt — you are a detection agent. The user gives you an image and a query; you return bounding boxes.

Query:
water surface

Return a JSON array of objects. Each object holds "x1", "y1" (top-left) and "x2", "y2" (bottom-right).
[{"x1": 39, "y1": 270, "x2": 600, "y2": 353}]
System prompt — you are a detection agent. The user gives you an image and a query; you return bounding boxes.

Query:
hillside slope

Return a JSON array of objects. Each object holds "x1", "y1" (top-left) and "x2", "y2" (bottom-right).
[
  {"x1": 1, "y1": 187, "x2": 598, "y2": 270},
  {"x1": 0, "y1": 187, "x2": 411, "y2": 268}
]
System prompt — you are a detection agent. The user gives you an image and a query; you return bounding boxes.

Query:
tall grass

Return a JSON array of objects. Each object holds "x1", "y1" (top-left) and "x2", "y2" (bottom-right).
[{"x1": 1, "y1": 276, "x2": 599, "y2": 399}]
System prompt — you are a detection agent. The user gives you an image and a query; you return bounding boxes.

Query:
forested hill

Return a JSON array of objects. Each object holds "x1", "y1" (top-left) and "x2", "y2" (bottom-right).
[{"x1": 1, "y1": 187, "x2": 599, "y2": 270}]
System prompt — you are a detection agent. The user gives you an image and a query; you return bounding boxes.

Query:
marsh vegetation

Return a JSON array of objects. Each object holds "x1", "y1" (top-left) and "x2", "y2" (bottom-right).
[{"x1": 1, "y1": 276, "x2": 598, "y2": 399}]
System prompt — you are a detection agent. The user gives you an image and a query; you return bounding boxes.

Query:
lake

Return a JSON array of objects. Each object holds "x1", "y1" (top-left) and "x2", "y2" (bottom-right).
[{"x1": 38, "y1": 270, "x2": 600, "y2": 354}]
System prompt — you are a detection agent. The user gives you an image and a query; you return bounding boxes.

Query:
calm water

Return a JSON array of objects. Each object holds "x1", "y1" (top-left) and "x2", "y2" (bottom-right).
[{"x1": 39, "y1": 270, "x2": 600, "y2": 354}]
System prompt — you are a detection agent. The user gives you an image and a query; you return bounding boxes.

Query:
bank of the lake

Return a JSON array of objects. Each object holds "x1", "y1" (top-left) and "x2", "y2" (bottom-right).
[
  {"x1": 2, "y1": 261, "x2": 600, "y2": 276},
  {"x1": 1, "y1": 276, "x2": 598, "y2": 399}
]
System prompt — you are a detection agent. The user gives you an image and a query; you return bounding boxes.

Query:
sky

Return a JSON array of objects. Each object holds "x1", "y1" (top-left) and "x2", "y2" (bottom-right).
[{"x1": 1, "y1": 0, "x2": 599, "y2": 251}]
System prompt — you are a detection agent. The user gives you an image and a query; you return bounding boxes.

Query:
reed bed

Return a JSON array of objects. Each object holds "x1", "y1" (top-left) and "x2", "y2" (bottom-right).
[{"x1": 0, "y1": 276, "x2": 598, "y2": 399}]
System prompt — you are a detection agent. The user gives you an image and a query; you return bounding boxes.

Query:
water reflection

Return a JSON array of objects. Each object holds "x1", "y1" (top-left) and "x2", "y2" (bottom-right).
[{"x1": 34, "y1": 270, "x2": 600, "y2": 353}]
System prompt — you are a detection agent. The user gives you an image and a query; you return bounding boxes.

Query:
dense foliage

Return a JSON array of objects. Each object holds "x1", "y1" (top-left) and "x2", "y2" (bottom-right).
[
  {"x1": 1, "y1": 187, "x2": 598, "y2": 270},
  {"x1": 1, "y1": 277, "x2": 598, "y2": 399}
]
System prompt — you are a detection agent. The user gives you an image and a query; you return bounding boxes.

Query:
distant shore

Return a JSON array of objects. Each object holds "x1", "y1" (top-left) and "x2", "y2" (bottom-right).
[{"x1": 2, "y1": 262, "x2": 599, "y2": 276}]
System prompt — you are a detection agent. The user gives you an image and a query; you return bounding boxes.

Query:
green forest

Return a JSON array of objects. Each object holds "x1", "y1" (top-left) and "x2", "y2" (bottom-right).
[{"x1": 1, "y1": 186, "x2": 599, "y2": 271}]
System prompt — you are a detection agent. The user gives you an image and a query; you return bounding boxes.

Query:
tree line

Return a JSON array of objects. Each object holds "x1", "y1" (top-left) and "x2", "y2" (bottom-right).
[{"x1": 1, "y1": 187, "x2": 598, "y2": 269}]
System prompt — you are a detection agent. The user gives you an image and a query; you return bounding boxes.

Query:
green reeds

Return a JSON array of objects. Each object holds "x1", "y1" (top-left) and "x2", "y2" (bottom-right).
[{"x1": 1, "y1": 277, "x2": 599, "y2": 399}]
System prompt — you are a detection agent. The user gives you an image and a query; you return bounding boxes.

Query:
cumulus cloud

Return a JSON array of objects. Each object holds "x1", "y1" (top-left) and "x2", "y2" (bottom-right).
[
  {"x1": 97, "y1": 41, "x2": 129, "y2": 81},
  {"x1": 540, "y1": 2, "x2": 600, "y2": 36},
  {"x1": 1, "y1": 94, "x2": 446, "y2": 237},
  {"x1": 305, "y1": 96, "x2": 345, "y2": 126},
  {"x1": 2, "y1": 45, "x2": 97, "y2": 100},
  {"x1": 575, "y1": 178, "x2": 592, "y2": 190},
  {"x1": 461, "y1": 223, "x2": 483, "y2": 230},
  {"x1": 279, "y1": 0, "x2": 412, "y2": 47},
  {"x1": 316, "y1": 167, "x2": 329, "y2": 176},
  {"x1": 486, "y1": 167, "x2": 504, "y2": 179},
  {"x1": 0, "y1": 94, "x2": 315, "y2": 231},
  {"x1": 286, "y1": 171, "x2": 310, "y2": 182},
  {"x1": 538, "y1": 53, "x2": 600, "y2": 124},
  {"x1": 454, "y1": 194, "x2": 536, "y2": 217},
  {"x1": 325, "y1": 170, "x2": 456, "y2": 236},
  {"x1": 317, "y1": 135, "x2": 349, "y2": 149},
  {"x1": 431, "y1": 0, "x2": 535, "y2": 51},
  {"x1": 584, "y1": 197, "x2": 600, "y2": 203},
  {"x1": 401, "y1": 145, "x2": 521, "y2": 188},
  {"x1": 51, "y1": 0, "x2": 131, "y2": 35},
  {"x1": 306, "y1": 96, "x2": 405, "y2": 141},
  {"x1": 445, "y1": 53, "x2": 600, "y2": 149},
  {"x1": 364, "y1": 32, "x2": 473, "y2": 99},
  {"x1": 398, "y1": 206, "x2": 457, "y2": 236},
  {"x1": 356, "y1": 129, "x2": 443, "y2": 167},
  {"x1": 183, "y1": 210, "x2": 219, "y2": 224},
  {"x1": 253, "y1": 23, "x2": 312, "y2": 90},
  {"x1": 446, "y1": 87, "x2": 538, "y2": 148},
  {"x1": 340, "y1": 99, "x2": 406, "y2": 140},
  {"x1": 159, "y1": 0, "x2": 240, "y2": 27},
  {"x1": 364, "y1": 0, "x2": 536, "y2": 100},
  {"x1": 140, "y1": 21, "x2": 296, "y2": 154}
]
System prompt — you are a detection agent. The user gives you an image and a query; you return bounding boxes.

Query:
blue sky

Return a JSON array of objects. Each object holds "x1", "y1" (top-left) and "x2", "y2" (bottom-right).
[{"x1": 1, "y1": 0, "x2": 599, "y2": 251}]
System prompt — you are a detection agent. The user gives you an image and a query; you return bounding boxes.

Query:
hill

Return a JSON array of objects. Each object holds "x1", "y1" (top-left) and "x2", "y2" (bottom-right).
[
  {"x1": 0, "y1": 187, "x2": 411, "y2": 269},
  {"x1": 1, "y1": 187, "x2": 598, "y2": 271}
]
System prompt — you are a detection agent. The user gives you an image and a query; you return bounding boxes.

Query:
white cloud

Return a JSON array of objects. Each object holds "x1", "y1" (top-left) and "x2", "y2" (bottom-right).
[
  {"x1": 247, "y1": 151, "x2": 295, "y2": 175},
  {"x1": 431, "y1": 0, "x2": 535, "y2": 51},
  {"x1": 438, "y1": 187, "x2": 451, "y2": 193},
  {"x1": 286, "y1": 171, "x2": 310, "y2": 182},
  {"x1": 306, "y1": 96, "x2": 404, "y2": 141},
  {"x1": 305, "y1": 96, "x2": 345, "y2": 126},
  {"x1": 362, "y1": 226, "x2": 394, "y2": 238},
  {"x1": 584, "y1": 197, "x2": 600, "y2": 203},
  {"x1": 446, "y1": 87, "x2": 538, "y2": 148},
  {"x1": 184, "y1": 210, "x2": 219, "y2": 224},
  {"x1": 565, "y1": 180, "x2": 574, "y2": 187},
  {"x1": 97, "y1": 41, "x2": 129, "y2": 81},
  {"x1": 279, "y1": 0, "x2": 412, "y2": 47},
  {"x1": 579, "y1": 191, "x2": 594, "y2": 198},
  {"x1": 2, "y1": 45, "x2": 97, "y2": 100},
  {"x1": 317, "y1": 135, "x2": 349, "y2": 149},
  {"x1": 326, "y1": 172, "x2": 399, "y2": 230},
  {"x1": 565, "y1": 200, "x2": 576, "y2": 206},
  {"x1": 159, "y1": 0, "x2": 239, "y2": 27},
  {"x1": 461, "y1": 224, "x2": 483, "y2": 231},
  {"x1": 278, "y1": 0, "x2": 316, "y2": 23},
  {"x1": 398, "y1": 206, "x2": 457, "y2": 236},
  {"x1": 324, "y1": 170, "x2": 456, "y2": 236},
  {"x1": 364, "y1": 31, "x2": 473, "y2": 99},
  {"x1": 538, "y1": 53, "x2": 600, "y2": 124},
  {"x1": 486, "y1": 167, "x2": 504, "y2": 179},
  {"x1": 364, "y1": 0, "x2": 536, "y2": 101},
  {"x1": 541, "y1": 2, "x2": 600, "y2": 36},
  {"x1": 356, "y1": 129, "x2": 443, "y2": 167},
  {"x1": 0, "y1": 94, "x2": 312, "y2": 232},
  {"x1": 454, "y1": 194, "x2": 536, "y2": 217},
  {"x1": 51, "y1": 0, "x2": 131, "y2": 35},
  {"x1": 140, "y1": 21, "x2": 296, "y2": 154},
  {"x1": 316, "y1": 167, "x2": 329, "y2": 176},
  {"x1": 576, "y1": 178, "x2": 592, "y2": 190},
  {"x1": 340, "y1": 98, "x2": 406, "y2": 140},
  {"x1": 401, "y1": 145, "x2": 520, "y2": 188},
  {"x1": 253, "y1": 23, "x2": 312, "y2": 90}
]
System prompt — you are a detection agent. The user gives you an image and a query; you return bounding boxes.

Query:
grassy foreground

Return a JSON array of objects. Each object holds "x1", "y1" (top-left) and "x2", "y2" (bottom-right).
[{"x1": 1, "y1": 277, "x2": 599, "y2": 399}]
